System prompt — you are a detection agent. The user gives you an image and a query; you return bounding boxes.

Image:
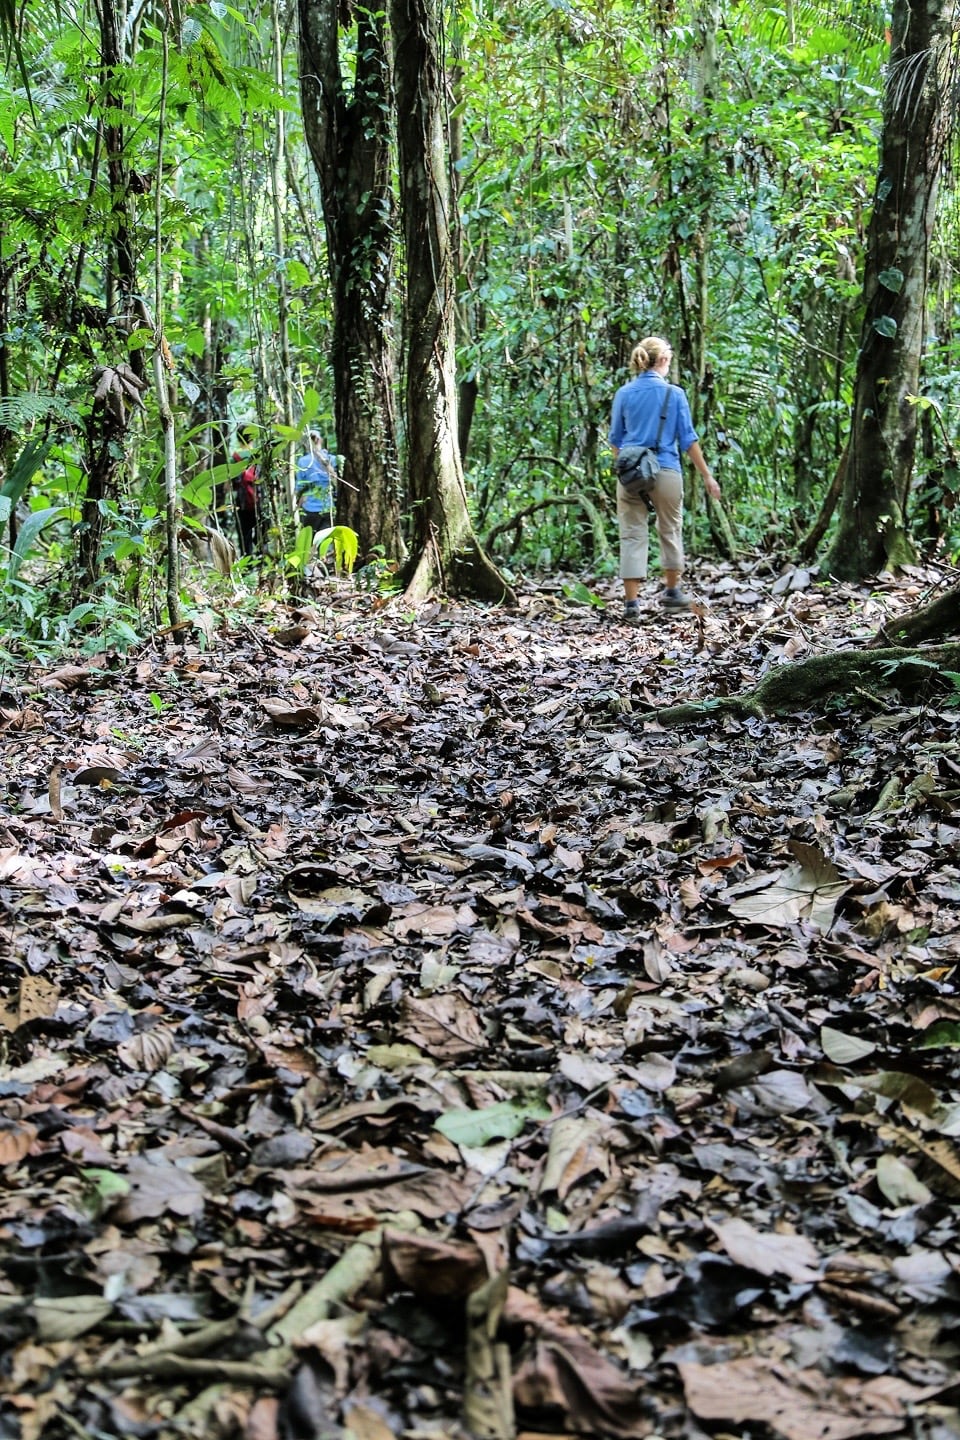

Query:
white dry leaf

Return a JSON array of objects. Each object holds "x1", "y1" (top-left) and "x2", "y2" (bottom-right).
[
  {"x1": 629, "y1": 1053, "x2": 677, "y2": 1093},
  {"x1": 540, "y1": 1115, "x2": 609, "y2": 1200},
  {"x1": 643, "y1": 941, "x2": 672, "y2": 984},
  {"x1": 876, "y1": 1153, "x2": 933, "y2": 1207},
  {"x1": 820, "y1": 1026, "x2": 877, "y2": 1065},
  {"x1": 734, "y1": 1068, "x2": 817, "y2": 1116},
  {"x1": 729, "y1": 843, "x2": 849, "y2": 931},
  {"x1": 33, "y1": 1295, "x2": 113, "y2": 1342},
  {"x1": 557, "y1": 1053, "x2": 618, "y2": 1092},
  {"x1": 112, "y1": 1158, "x2": 206, "y2": 1222},
  {"x1": 173, "y1": 734, "x2": 221, "y2": 768},
  {"x1": 459, "y1": 1139, "x2": 513, "y2": 1176},
  {"x1": 261, "y1": 699, "x2": 321, "y2": 728},
  {"x1": 227, "y1": 765, "x2": 269, "y2": 794}
]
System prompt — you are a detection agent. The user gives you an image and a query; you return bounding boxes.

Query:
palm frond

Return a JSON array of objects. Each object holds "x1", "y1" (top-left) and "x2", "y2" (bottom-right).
[{"x1": 0, "y1": 0, "x2": 35, "y2": 118}]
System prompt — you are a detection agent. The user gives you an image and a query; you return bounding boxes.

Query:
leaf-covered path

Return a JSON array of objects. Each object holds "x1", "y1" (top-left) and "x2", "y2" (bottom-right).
[{"x1": 2, "y1": 563, "x2": 960, "y2": 1440}]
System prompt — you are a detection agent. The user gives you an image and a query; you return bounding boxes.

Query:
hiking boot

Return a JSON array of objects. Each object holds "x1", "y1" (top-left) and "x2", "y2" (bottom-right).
[
  {"x1": 623, "y1": 600, "x2": 641, "y2": 625},
  {"x1": 660, "y1": 586, "x2": 692, "y2": 612}
]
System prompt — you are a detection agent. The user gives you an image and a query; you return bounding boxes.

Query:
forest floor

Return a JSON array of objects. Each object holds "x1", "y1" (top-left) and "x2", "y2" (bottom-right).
[{"x1": 2, "y1": 553, "x2": 960, "y2": 1440}]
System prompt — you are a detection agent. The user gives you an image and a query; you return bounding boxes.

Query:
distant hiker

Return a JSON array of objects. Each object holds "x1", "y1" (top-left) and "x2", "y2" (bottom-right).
[
  {"x1": 609, "y1": 336, "x2": 720, "y2": 624},
  {"x1": 231, "y1": 427, "x2": 263, "y2": 557},
  {"x1": 295, "y1": 431, "x2": 337, "y2": 533}
]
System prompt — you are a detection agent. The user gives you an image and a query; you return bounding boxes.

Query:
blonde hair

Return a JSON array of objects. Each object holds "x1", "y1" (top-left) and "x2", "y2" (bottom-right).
[{"x1": 630, "y1": 336, "x2": 671, "y2": 374}]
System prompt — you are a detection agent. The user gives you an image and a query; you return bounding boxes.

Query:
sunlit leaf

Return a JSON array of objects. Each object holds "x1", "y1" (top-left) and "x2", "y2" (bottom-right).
[{"x1": 435, "y1": 1098, "x2": 550, "y2": 1148}]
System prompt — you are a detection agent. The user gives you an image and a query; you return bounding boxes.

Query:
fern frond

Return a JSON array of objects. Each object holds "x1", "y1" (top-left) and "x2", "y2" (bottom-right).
[{"x1": 0, "y1": 394, "x2": 82, "y2": 429}]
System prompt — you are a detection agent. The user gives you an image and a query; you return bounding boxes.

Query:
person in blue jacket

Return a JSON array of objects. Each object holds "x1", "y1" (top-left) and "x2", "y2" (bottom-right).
[
  {"x1": 609, "y1": 336, "x2": 720, "y2": 622},
  {"x1": 295, "y1": 431, "x2": 337, "y2": 532}
]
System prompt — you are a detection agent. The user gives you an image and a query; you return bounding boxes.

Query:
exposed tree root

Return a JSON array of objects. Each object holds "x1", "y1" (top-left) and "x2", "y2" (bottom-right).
[
  {"x1": 872, "y1": 579, "x2": 960, "y2": 647},
  {"x1": 653, "y1": 644, "x2": 960, "y2": 725}
]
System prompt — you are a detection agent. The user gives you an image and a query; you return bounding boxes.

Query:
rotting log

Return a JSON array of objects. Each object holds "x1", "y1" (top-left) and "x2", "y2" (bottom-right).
[{"x1": 652, "y1": 644, "x2": 960, "y2": 725}]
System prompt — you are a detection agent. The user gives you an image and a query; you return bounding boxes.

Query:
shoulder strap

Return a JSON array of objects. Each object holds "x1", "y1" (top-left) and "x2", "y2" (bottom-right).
[{"x1": 653, "y1": 385, "x2": 672, "y2": 448}]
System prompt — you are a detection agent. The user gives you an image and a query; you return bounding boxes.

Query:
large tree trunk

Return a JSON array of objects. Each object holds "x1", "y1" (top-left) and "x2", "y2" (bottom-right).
[
  {"x1": 389, "y1": 0, "x2": 514, "y2": 604},
  {"x1": 825, "y1": 0, "x2": 953, "y2": 579},
  {"x1": 298, "y1": 0, "x2": 402, "y2": 561}
]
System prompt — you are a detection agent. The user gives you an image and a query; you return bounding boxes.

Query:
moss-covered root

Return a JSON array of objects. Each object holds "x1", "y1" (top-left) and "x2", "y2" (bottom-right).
[
  {"x1": 874, "y1": 580, "x2": 960, "y2": 647},
  {"x1": 653, "y1": 645, "x2": 960, "y2": 726}
]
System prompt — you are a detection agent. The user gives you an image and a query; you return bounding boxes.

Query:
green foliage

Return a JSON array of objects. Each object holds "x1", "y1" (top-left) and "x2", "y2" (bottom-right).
[
  {"x1": 0, "y1": 0, "x2": 957, "y2": 604},
  {"x1": 317, "y1": 525, "x2": 360, "y2": 576},
  {"x1": 6, "y1": 506, "x2": 69, "y2": 582},
  {"x1": 939, "y1": 670, "x2": 960, "y2": 705},
  {"x1": 285, "y1": 525, "x2": 315, "y2": 577},
  {"x1": 561, "y1": 580, "x2": 607, "y2": 609}
]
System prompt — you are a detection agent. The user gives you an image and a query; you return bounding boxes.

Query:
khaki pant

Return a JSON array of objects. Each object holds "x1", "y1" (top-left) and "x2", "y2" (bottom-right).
[{"x1": 617, "y1": 467, "x2": 684, "y2": 579}]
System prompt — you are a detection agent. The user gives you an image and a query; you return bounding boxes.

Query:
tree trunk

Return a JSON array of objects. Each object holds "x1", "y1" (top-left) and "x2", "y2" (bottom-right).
[
  {"x1": 153, "y1": 21, "x2": 180, "y2": 628},
  {"x1": 82, "y1": 0, "x2": 145, "y2": 588},
  {"x1": 389, "y1": 0, "x2": 514, "y2": 604},
  {"x1": 825, "y1": 0, "x2": 953, "y2": 580},
  {"x1": 269, "y1": 0, "x2": 296, "y2": 517},
  {"x1": 298, "y1": 0, "x2": 402, "y2": 562}
]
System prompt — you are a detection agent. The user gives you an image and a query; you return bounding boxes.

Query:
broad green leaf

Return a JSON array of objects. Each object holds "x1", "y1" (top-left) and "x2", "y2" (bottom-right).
[
  {"x1": 561, "y1": 579, "x2": 604, "y2": 608},
  {"x1": 7, "y1": 506, "x2": 68, "y2": 582},
  {"x1": 872, "y1": 315, "x2": 897, "y2": 338},
  {"x1": 317, "y1": 524, "x2": 359, "y2": 575},
  {"x1": 877, "y1": 267, "x2": 903, "y2": 293},
  {"x1": 82, "y1": 1167, "x2": 131, "y2": 1201},
  {"x1": 853, "y1": 1070, "x2": 939, "y2": 1117},
  {"x1": 435, "y1": 1097, "x2": 550, "y2": 1148},
  {"x1": 917, "y1": 1021, "x2": 960, "y2": 1049},
  {"x1": 287, "y1": 258, "x2": 311, "y2": 288}
]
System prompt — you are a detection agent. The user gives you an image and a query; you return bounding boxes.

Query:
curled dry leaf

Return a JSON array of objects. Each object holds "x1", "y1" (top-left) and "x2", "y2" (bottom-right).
[
  {"x1": 0, "y1": 1121, "x2": 39, "y2": 1165},
  {"x1": 678, "y1": 1357, "x2": 944, "y2": 1440},
  {"x1": 383, "y1": 1230, "x2": 488, "y2": 1300},
  {"x1": 117, "y1": 1027, "x2": 176, "y2": 1073},
  {"x1": 708, "y1": 1217, "x2": 820, "y2": 1282}
]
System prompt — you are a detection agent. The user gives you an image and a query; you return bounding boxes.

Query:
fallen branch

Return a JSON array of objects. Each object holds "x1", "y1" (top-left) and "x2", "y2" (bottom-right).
[{"x1": 80, "y1": 1232, "x2": 383, "y2": 1387}]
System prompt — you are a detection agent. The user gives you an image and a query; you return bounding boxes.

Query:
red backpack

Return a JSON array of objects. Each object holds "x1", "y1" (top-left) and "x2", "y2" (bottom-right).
[{"x1": 236, "y1": 464, "x2": 258, "y2": 511}]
